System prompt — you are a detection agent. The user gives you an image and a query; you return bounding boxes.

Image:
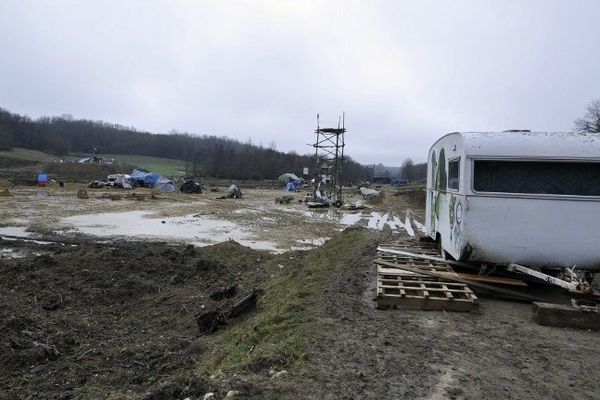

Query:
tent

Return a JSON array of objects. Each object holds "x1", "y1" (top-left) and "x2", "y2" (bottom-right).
[
  {"x1": 130, "y1": 169, "x2": 174, "y2": 192},
  {"x1": 130, "y1": 169, "x2": 161, "y2": 187},
  {"x1": 278, "y1": 173, "x2": 304, "y2": 184},
  {"x1": 155, "y1": 177, "x2": 175, "y2": 192}
]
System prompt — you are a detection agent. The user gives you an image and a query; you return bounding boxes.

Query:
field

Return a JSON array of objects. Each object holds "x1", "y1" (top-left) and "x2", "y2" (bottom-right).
[
  {"x1": 0, "y1": 147, "x2": 62, "y2": 163},
  {"x1": 91, "y1": 154, "x2": 186, "y2": 176},
  {"x1": 1, "y1": 183, "x2": 599, "y2": 399}
]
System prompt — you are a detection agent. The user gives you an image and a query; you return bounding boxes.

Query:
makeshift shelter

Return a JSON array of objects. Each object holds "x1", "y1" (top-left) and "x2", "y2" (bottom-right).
[
  {"x1": 278, "y1": 173, "x2": 304, "y2": 184},
  {"x1": 130, "y1": 169, "x2": 175, "y2": 192},
  {"x1": 228, "y1": 184, "x2": 242, "y2": 198},
  {"x1": 154, "y1": 177, "x2": 175, "y2": 192},
  {"x1": 130, "y1": 169, "x2": 160, "y2": 187},
  {"x1": 180, "y1": 179, "x2": 203, "y2": 194}
]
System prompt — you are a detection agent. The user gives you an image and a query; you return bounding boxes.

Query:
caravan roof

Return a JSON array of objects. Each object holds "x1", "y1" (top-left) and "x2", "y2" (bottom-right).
[{"x1": 433, "y1": 131, "x2": 600, "y2": 159}]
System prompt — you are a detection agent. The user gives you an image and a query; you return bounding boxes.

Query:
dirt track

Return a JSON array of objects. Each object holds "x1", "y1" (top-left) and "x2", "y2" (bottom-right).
[{"x1": 301, "y1": 232, "x2": 600, "y2": 400}]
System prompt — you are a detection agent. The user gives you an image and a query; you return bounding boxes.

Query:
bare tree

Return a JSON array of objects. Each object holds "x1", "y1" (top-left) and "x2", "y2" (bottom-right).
[
  {"x1": 401, "y1": 158, "x2": 415, "y2": 181},
  {"x1": 575, "y1": 99, "x2": 600, "y2": 133}
]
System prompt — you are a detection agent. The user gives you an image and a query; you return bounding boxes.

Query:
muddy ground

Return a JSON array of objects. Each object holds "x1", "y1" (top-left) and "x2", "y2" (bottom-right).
[
  {"x1": 2, "y1": 185, "x2": 599, "y2": 399},
  {"x1": 0, "y1": 184, "x2": 422, "y2": 252},
  {"x1": 0, "y1": 237, "x2": 295, "y2": 399},
  {"x1": 302, "y1": 234, "x2": 600, "y2": 400}
]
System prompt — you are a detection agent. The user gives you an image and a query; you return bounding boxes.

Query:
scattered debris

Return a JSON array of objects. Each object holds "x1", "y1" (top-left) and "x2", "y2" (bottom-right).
[
  {"x1": 76, "y1": 189, "x2": 89, "y2": 199},
  {"x1": 345, "y1": 201, "x2": 364, "y2": 210},
  {"x1": 275, "y1": 195, "x2": 294, "y2": 204},
  {"x1": 359, "y1": 187, "x2": 380, "y2": 200},
  {"x1": 209, "y1": 284, "x2": 238, "y2": 301},
  {"x1": 533, "y1": 301, "x2": 600, "y2": 330},
  {"x1": 196, "y1": 290, "x2": 258, "y2": 333},
  {"x1": 180, "y1": 179, "x2": 203, "y2": 194},
  {"x1": 106, "y1": 174, "x2": 133, "y2": 189},
  {"x1": 218, "y1": 185, "x2": 243, "y2": 199}
]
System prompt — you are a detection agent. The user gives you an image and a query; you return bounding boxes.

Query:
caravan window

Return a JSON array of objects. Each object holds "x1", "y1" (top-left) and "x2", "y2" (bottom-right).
[
  {"x1": 473, "y1": 160, "x2": 600, "y2": 196},
  {"x1": 448, "y1": 159, "x2": 459, "y2": 190}
]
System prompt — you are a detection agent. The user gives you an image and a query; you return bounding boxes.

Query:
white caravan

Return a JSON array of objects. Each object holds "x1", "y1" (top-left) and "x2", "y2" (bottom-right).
[{"x1": 425, "y1": 131, "x2": 600, "y2": 270}]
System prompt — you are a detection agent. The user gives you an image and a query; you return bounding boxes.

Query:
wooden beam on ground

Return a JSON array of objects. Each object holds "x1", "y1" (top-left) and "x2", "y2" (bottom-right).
[{"x1": 439, "y1": 272, "x2": 527, "y2": 287}]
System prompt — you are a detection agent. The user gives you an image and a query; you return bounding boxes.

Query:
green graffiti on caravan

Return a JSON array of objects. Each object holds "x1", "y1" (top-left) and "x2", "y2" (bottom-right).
[
  {"x1": 433, "y1": 147, "x2": 446, "y2": 223},
  {"x1": 429, "y1": 149, "x2": 438, "y2": 230}
]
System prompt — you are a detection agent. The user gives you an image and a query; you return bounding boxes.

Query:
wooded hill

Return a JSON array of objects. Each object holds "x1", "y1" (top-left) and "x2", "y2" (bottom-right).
[{"x1": 0, "y1": 108, "x2": 373, "y2": 181}]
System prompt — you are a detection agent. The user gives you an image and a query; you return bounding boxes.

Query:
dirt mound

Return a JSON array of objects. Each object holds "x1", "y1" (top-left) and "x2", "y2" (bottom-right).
[
  {"x1": 0, "y1": 188, "x2": 13, "y2": 197},
  {"x1": 0, "y1": 239, "x2": 274, "y2": 399}
]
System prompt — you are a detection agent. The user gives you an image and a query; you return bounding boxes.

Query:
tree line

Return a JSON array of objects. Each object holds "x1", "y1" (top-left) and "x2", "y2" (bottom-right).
[{"x1": 0, "y1": 108, "x2": 374, "y2": 181}]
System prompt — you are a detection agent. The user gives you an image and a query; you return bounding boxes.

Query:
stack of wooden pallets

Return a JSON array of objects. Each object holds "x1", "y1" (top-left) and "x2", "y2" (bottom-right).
[{"x1": 375, "y1": 240, "x2": 478, "y2": 312}]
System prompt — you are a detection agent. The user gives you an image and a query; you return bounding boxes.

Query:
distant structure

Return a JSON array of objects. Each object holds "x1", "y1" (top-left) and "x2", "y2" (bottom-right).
[{"x1": 309, "y1": 113, "x2": 346, "y2": 207}]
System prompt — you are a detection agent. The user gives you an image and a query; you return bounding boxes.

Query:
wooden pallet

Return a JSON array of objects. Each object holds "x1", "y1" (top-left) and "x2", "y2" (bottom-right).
[{"x1": 377, "y1": 266, "x2": 478, "y2": 311}]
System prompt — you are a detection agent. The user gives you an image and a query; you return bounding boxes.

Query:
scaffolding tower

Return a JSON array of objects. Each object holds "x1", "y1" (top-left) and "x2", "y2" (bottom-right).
[{"x1": 310, "y1": 113, "x2": 346, "y2": 207}]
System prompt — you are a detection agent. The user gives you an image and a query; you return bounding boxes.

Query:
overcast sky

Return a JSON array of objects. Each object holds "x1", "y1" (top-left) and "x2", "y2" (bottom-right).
[{"x1": 1, "y1": 0, "x2": 599, "y2": 165}]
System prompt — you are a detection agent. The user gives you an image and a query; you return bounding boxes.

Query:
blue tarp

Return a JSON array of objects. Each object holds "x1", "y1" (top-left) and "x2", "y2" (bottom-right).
[
  {"x1": 392, "y1": 178, "x2": 409, "y2": 185},
  {"x1": 130, "y1": 169, "x2": 174, "y2": 192},
  {"x1": 285, "y1": 182, "x2": 300, "y2": 192}
]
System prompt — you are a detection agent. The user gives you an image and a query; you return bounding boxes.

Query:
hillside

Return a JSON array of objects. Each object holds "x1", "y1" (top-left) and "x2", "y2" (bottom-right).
[
  {"x1": 0, "y1": 107, "x2": 374, "y2": 181},
  {"x1": 0, "y1": 148, "x2": 186, "y2": 177}
]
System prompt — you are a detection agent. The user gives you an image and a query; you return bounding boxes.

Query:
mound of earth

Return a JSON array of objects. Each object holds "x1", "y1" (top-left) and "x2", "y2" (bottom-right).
[{"x1": 0, "y1": 238, "x2": 275, "y2": 399}]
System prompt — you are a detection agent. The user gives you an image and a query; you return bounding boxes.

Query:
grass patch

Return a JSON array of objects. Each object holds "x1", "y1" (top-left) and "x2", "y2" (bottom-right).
[
  {"x1": 100, "y1": 154, "x2": 186, "y2": 176},
  {"x1": 198, "y1": 229, "x2": 365, "y2": 375},
  {"x1": 0, "y1": 148, "x2": 62, "y2": 162}
]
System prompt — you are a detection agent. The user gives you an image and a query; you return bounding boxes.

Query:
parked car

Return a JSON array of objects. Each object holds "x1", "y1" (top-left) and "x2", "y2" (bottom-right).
[{"x1": 88, "y1": 180, "x2": 106, "y2": 189}]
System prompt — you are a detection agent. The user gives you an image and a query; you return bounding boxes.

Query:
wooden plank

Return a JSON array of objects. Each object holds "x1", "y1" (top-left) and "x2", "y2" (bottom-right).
[
  {"x1": 377, "y1": 247, "x2": 478, "y2": 270},
  {"x1": 376, "y1": 295, "x2": 476, "y2": 312},
  {"x1": 442, "y1": 284, "x2": 453, "y2": 300},
  {"x1": 445, "y1": 272, "x2": 527, "y2": 287},
  {"x1": 378, "y1": 285, "x2": 474, "y2": 293}
]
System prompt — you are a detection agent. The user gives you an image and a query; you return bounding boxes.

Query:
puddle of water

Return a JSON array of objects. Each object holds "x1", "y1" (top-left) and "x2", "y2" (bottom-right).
[
  {"x1": 0, "y1": 226, "x2": 32, "y2": 238},
  {"x1": 295, "y1": 237, "x2": 329, "y2": 246},
  {"x1": 60, "y1": 211, "x2": 282, "y2": 252}
]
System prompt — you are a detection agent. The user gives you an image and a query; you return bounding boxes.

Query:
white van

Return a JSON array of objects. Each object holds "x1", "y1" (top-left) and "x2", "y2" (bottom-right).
[
  {"x1": 106, "y1": 174, "x2": 132, "y2": 189},
  {"x1": 425, "y1": 131, "x2": 600, "y2": 270}
]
